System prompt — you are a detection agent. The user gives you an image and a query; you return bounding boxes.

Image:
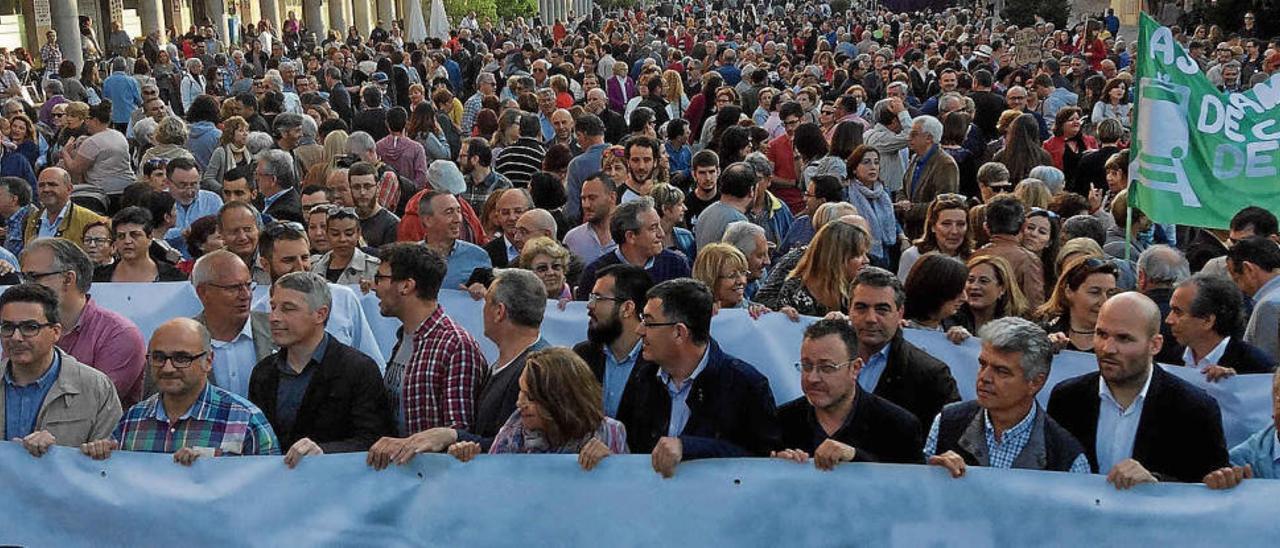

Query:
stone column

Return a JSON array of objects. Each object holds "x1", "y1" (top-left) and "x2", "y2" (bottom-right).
[
  {"x1": 375, "y1": 0, "x2": 393, "y2": 27},
  {"x1": 329, "y1": 0, "x2": 347, "y2": 35},
  {"x1": 260, "y1": 0, "x2": 280, "y2": 30},
  {"x1": 137, "y1": 0, "x2": 164, "y2": 40},
  {"x1": 50, "y1": 0, "x2": 82, "y2": 71},
  {"x1": 302, "y1": 0, "x2": 323, "y2": 38},
  {"x1": 206, "y1": 0, "x2": 229, "y2": 46},
  {"x1": 352, "y1": 0, "x2": 371, "y2": 38}
]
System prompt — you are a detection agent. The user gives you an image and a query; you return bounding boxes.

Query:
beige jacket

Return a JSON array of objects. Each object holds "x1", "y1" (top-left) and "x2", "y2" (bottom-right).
[{"x1": 0, "y1": 349, "x2": 123, "y2": 445}]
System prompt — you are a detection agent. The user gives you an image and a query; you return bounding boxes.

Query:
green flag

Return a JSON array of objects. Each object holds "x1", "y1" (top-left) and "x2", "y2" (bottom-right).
[{"x1": 1130, "y1": 13, "x2": 1280, "y2": 230}]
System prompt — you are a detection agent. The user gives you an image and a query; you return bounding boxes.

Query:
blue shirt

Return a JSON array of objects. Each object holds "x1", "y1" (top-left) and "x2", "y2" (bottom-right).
[
  {"x1": 539, "y1": 112, "x2": 555, "y2": 143},
  {"x1": 37, "y1": 201, "x2": 71, "y2": 238},
  {"x1": 666, "y1": 142, "x2": 691, "y2": 179},
  {"x1": 274, "y1": 334, "x2": 329, "y2": 439},
  {"x1": 858, "y1": 343, "x2": 892, "y2": 393},
  {"x1": 909, "y1": 145, "x2": 938, "y2": 198},
  {"x1": 1229, "y1": 425, "x2": 1280, "y2": 479},
  {"x1": 563, "y1": 223, "x2": 617, "y2": 266},
  {"x1": 659, "y1": 346, "x2": 711, "y2": 437},
  {"x1": 210, "y1": 316, "x2": 260, "y2": 397},
  {"x1": 4, "y1": 204, "x2": 31, "y2": 255},
  {"x1": 923, "y1": 404, "x2": 1091, "y2": 473},
  {"x1": 102, "y1": 71, "x2": 142, "y2": 124},
  {"x1": 1096, "y1": 369, "x2": 1152, "y2": 473},
  {"x1": 603, "y1": 340, "x2": 642, "y2": 418},
  {"x1": 166, "y1": 190, "x2": 224, "y2": 254},
  {"x1": 3, "y1": 352, "x2": 62, "y2": 439},
  {"x1": 564, "y1": 143, "x2": 608, "y2": 225},
  {"x1": 443, "y1": 239, "x2": 492, "y2": 291}
]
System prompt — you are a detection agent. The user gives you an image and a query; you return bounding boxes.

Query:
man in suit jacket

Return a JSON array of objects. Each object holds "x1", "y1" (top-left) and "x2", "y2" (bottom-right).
[
  {"x1": 1168, "y1": 273, "x2": 1276, "y2": 378},
  {"x1": 0, "y1": 284, "x2": 122, "y2": 456},
  {"x1": 483, "y1": 188, "x2": 532, "y2": 268},
  {"x1": 255, "y1": 149, "x2": 304, "y2": 224},
  {"x1": 324, "y1": 67, "x2": 353, "y2": 121},
  {"x1": 1048, "y1": 293, "x2": 1229, "y2": 488},
  {"x1": 1227, "y1": 237, "x2": 1280, "y2": 363},
  {"x1": 895, "y1": 115, "x2": 958, "y2": 239},
  {"x1": 248, "y1": 273, "x2": 392, "y2": 468},
  {"x1": 845, "y1": 268, "x2": 961, "y2": 428},
  {"x1": 572, "y1": 264, "x2": 654, "y2": 418},
  {"x1": 192, "y1": 251, "x2": 275, "y2": 398},
  {"x1": 774, "y1": 319, "x2": 923, "y2": 468},
  {"x1": 617, "y1": 279, "x2": 780, "y2": 477}
]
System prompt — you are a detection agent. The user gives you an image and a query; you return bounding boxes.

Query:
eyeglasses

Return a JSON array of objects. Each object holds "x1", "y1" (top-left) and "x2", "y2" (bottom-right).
[
  {"x1": 327, "y1": 205, "x2": 359, "y2": 220},
  {"x1": 794, "y1": 360, "x2": 855, "y2": 375},
  {"x1": 52, "y1": 113, "x2": 65, "y2": 118},
  {"x1": 638, "y1": 315, "x2": 680, "y2": 328},
  {"x1": 84, "y1": 237, "x2": 110, "y2": 246},
  {"x1": 17, "y1": 270, "x2": 68, "y2": 284},
  {"x1": 587, "y1": 293, "x2": 625, "y2": 305},
  {"x1": 783, "y1": 118, "x2": 801, "y2": 127},
  {"x1": 147, "y1": 351, "x2": 208, "y2": 368},
  {"x1": 0, "y1": 321, "x2": 56, "y2": 338},
  {"x1": 207, "y1": 281, "x2": 256, "y2": 294},
  {"x1": 532, "y1": 263, "x2": 564, "y2": 274}
]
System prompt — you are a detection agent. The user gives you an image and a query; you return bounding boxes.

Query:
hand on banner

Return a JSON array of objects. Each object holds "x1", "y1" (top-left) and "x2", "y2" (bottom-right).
[
  {"x1": 1201, "y1": 365, "x2": 1236, "y2": 383},
  {"x1": 367, "y1": 428, "x2": 458, "y2": 470},
  {"x1": 1203, "y1": 464, "x2": 1252, "y2": 490},
  {"x1": 447, "y1": 441, "x2": 482, "y2": 462},
  {"x1": 1107, "y1": 459, "x2": 1158, "y2": 489},
  {"x1": 651, "y1": 436, "x2": 683, "y2": 478},
  {"x1": 14, "y1": 430, "x2": 56, "y2": 458},
  {"x1": 284, "y1": 438, "x2": 324, "y2": 469},
  {"x1": 173, "y1": 447, "x2": 204, "y2": 466},
  {"x1": 945, "y1": 326, "x2": 972, "y2": 344},
  {"x1": 577, "y1": 438, "x2": 611, "y2": 471},
  {"x1": 80, "y1": 439, "x2": 119, "y2": 460},
  {"x1": 812, "y1": 439, "x2": 857, "y2": 470},
  {"x1": 928, "y1": 451, "x2": 967, "y2": 478},
  {"x1": 770, "y1": 448, "x2": 810, "y2": 464}
]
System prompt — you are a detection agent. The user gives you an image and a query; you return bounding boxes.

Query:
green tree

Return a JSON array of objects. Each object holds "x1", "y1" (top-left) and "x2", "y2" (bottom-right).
[
  {"x1": 495, "y1": 0, "x2": 539, "y2": 19},
  {"x1": 1003, "y1": 0, "x2": 1069, "y2": 28},
  {"x1": 443, "y1": 0, "x2": 497, "y2": 23}
]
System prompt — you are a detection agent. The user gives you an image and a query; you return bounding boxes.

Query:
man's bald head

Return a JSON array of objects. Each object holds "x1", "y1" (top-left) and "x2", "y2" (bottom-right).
[
  {"x1": 513, "y1": 208, "x2": 558, "y2": 251},
  {"x1": 37, "y1": 166, "x2": 72, "y2": 186},
  {"x1": 151, "y1": 317, "x2": 213, "y2": 353},
  {"x1": 1101, "y1": 291, "x2": 1162, "y2": 337}
]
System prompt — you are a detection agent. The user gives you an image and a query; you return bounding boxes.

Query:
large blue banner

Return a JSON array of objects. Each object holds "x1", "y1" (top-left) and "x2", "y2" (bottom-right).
[
  {"x1": 72, "y1": 283, "x2": 1275, "y2": 447},
  {"x1": 2, "y1": 443, "x2": 1278, "y2": 546}
]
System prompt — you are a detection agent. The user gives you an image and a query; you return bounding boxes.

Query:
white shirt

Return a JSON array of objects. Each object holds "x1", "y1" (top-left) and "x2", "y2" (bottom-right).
[
  {"x1": 1095, "y1": 368, "x2": 1154, "y2": 473},
  {"x1": 1182, "y1": 336, "x2": 1231, "y2": 370},
  {"x1": 251, "y1": 283, "x2": 385, "y2": 369},
  {"x1": 209, "y1": 317, "x2": 259, "y2": 397}
]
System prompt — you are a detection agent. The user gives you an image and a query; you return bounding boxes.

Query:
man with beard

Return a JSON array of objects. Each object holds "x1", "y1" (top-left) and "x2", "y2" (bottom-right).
[
  {"x1": 348, "y1": 162, "x2": 400, "y2": 248},
  {"x1": 573, "y1": 264, "x2": 655, "y2": 418},
  {"x1": 618, "y1": 135, "x2": 660, "y2": 202},
  {"x1": 563, "y1": 173, "x2": 618, "y2": 265}
]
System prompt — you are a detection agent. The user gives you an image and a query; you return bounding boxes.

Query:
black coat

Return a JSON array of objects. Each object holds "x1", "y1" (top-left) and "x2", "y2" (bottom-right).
[
  {"x1": 777, "y1": 388, "x2": 924, "y2": 464},
  {"x1": 574, "y1": 339, "x2": 654, "y2": 412},
  {"x1": 616, "y1": 340, "x2": 780, "y2": 458},
  {"x1": 248, "y1": 338, "x2": 393, "y2": 453},
  {"x1": 1146, "y1": 287, "x2": 1185, "y2": 366},
  {"x1": 1073, "y1": 145, "x2": 1119, "y2": 196},
  {"x1": 1215, "y1": 337, "x2": 1277, "y2": 374},
  {"x1": 872, "y1": 332, "x2": 962, "y2": 429},
  {"x1": 263, "y1": 187, "x2": 304, "y2": 224},
  {"x1": 1047, "y1": 365, "x2": 1229, "y2": 482},
  {"x1": 329, "y1": 83, "x2": 354, "y2": 121},
  {"x1": 353, "y1": 107, "x2": 389, "y2": 141}
]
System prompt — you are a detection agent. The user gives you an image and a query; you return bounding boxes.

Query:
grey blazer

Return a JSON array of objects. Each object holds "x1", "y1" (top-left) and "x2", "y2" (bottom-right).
[{"x1": 0, "y1": 349, "x2": 123, "y2": 445}]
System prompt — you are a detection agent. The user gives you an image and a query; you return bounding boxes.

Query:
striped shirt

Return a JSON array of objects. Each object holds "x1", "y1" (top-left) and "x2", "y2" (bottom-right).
[
  {"x1": 494, "y1": 137, "x2": 546, "y2": 188},
  {"x1": 461, "y1": 92, "x2": 484, "y2": 136},
  {"x1": 113, "y1": 383, "x2": 280, "y2": 456},
  {"x1": 391, "y1": 305, "x2": 489, "y2": 435}
]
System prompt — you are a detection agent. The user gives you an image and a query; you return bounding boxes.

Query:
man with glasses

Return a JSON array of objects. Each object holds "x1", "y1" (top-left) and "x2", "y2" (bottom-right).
[
  {"x1": 618, "y1": 278, "x2": 780, "y2": 477},
  {"x1": 772, "y1": 319, "x2": 923, "y2": 468},
  {"x1": 23, "y1": 167, "x2": 106, "y2": 251},
  {"x1": 191, "y1": 250, "x2": 273, "y2": 398},
  {"x1": 17, "y1": 237, "x2": 145, "y2": 408},
  {"x1": 926, "y1": 318, "x2": 1090, "y2": 477},
  {"x1": 0, "y1": 284, "x2": 121, "y2": 458},
  {"x1": 348, "y1": 162, "x2": 399, "y2": 248},
  {"x1": 573, "y1": 264, "x2": 655, "y2": 418},
  {"x1": 163, "y1": 157, "x2": 223, "y2": 256},
  {"x1": 1002, "y1": 85, "x2": 1049, "y2": 140},
  {"x1": 80, "y1": 318, "x2": 279, "y2": 464}
]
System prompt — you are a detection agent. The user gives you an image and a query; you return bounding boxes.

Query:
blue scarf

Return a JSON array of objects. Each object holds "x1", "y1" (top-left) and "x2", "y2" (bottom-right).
[{"x1": 845, "y1": 180, "x2": 900, "y2": 259}]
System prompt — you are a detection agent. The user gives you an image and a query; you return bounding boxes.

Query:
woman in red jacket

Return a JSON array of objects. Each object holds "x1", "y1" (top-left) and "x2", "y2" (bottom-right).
[{"x1": 1042, "y1": 107, "x2": 1097, "y2": 191}]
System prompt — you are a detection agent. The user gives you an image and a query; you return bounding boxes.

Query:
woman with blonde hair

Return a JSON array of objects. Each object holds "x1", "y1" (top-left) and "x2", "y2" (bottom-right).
[
  {"x1": 448, "y1": 347, "x2": 627, "y2": 470},
  {"x1": 693, "y1": 243, "x2": 756, "y2": 312},
  {"x1": 756, "y1": 202, "x2": 860, "y2": 309},
  {"x1": 1013, "y1": 178, "x2": 1051, "y2": 209},
  {"x1": 1035, "y1": 254, "x2": 1119, "y2": 352},
  {"x1": 204, "y1": 116, "x2": 253, "y2": 190},
  {"x1": 773, "y1": 219, "x2": 872, "y2": 317},
  {"x1": 661, "y1": 69, "x2": 688, "y2": 120},
  {"x1": 945, "y1": 255, "x2": 1030, "y2": 343},
  {"x1": 519, "y1": 236, "x2": 573, "y2": 300},
  {"x1": 651, "y1": 182, "x2": 695, "y2": 260},
  {"x1": 300, "y1": 129, "x2": 350, "y2": 187}
]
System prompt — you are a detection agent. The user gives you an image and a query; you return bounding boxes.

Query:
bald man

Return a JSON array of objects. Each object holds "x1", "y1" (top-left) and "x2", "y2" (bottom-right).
[
  {"x1": 1048, "y1": 292, "x2": 1228, "y2": 488},
  {"x1": 24, "y1": 167, "x2": 107, "y2": 249},
  {"x1": 549, "y1": 109, "x2": 579, "y2": 154},
  {"x1": 467, "y1": 208, "x2": 584, "y2": 293}
]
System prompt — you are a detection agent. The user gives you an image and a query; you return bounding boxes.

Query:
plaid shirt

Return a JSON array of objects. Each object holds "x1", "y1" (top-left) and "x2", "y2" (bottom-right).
[
  {"x1": 113, "y1": 383, "x2": 280, "y2": 456},
  {"x1": 924, "y1": 405, "x2": 1091, "y2": 474},
  {"x1": 460, "y1": 91, "x2": 484, "y2": 136},
  {"x1": 393, "y1": 305, "x2": 488, "y2": 435}
]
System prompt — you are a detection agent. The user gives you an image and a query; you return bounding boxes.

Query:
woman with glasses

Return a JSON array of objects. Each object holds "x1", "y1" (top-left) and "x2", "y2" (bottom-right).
[
  {"x1": 311, "y1": 208, "x2": 380, "y2": 286},
  {"x1": 1034, "y1": 254, "x2": 1119, "y2": 352},
  {"x1": 844, "y1": 145, "x2": 903, "y2": 271},
  {"x1": 774, "y1": 220, "x2": 872, "y2": 318},
  {"x1": 447, "y1": 347, "x2": 626, "y2": 470},
  {"x1": 693, "y1": 243, "x2": 752, "y2": 312},
  {"x1": 897, "y1": 194, "x2": 971, "y2": 281},
  {"x1": 944, "y1": 255, "x2": 1029, "y2": 343},
  {"x1": 519, "y1": 237, "x2": 572, "y2": 300},
  {"x1": 93, "y1": 207, "x2": 186, "y2": 282},
  {"x1": 81, "y1": 221, "x2": 114, "y2": 267}
]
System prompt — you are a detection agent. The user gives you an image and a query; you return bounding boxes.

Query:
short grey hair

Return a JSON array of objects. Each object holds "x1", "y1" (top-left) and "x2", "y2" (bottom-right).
[
  {"x1": 43, "y1": 79, "x2": 64, "y2": 95},
  {"x1": 742, "y1": 152, "x2": 773, "y2": 179},
  {"x1": 273, "y1": 112, "x2": 305, "y2": 133},
  {"x1": 246, "y1": 131, "x2": 274, "y2": 155},
  {"x1": 912, "y1": 115, "x2": 943, "y2": 144},
  {"x1": 491, "y1": 268, "x2": 546, "y2": 328},
  {"x1": 722, "y1": 221, "x2": 765, "y2": 255},
  {"x1": 255, "y1": 149, "x2": 298, "y2": 188},
  {"x1": 345, "y1": 131, "x2": 377, "y2": 155},
  {"x1": 1027, "y1": 165, "x2": 1066, "y2": 194},
  {"x1": 134, "y1": 117, "x2": 160, "y2": 145},
  {"x1": 154, "y1": 116, "x2": 189, "y2": 146},
  {"x1": 273, "y1": 271, "x2": 332, "y2": 323},
  {"x1": 184, "y1": 57, "x2": 203, "y2": 71},
  {"x1": 20, "y1": 238, "x2": 94, "y2": 294},
  {"x1": 263, "y1": 71, "x2": 284, "y2": 91},
  {"x1": 610, "y1": 197, "x2": 656, "y2": 246},
  {"x1": 190, "y1": 250, "x2": 247, "y2": 288},
  {"x1": 1137, "y1": 244, "x2": 1190, "y2": 286},
  {"x1": 977, "y1": 316, "x2": 1053, "y2": 382}
]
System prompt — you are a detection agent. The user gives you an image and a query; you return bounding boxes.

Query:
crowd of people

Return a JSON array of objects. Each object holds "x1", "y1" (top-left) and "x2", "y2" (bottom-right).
[{"x1": 2, "y1": 2, "x2": 1279, "y2": 493}]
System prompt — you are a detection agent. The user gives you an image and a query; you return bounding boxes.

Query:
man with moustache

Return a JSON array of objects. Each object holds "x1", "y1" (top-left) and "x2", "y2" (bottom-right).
[
  {"x1": 617, "y1": 135, "x2": 660, "y2": 202},
  {"x1": 573, "y1": 264, "x2": 654, "y2": 418},
  {"x1": 772, "y1": 319, "x2": 923, "y2": 468}
]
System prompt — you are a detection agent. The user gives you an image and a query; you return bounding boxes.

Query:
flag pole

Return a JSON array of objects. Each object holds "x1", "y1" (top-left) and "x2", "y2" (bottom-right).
[{"x1": 1124, "y1": 204, "x2": 1133, "y2": 263}]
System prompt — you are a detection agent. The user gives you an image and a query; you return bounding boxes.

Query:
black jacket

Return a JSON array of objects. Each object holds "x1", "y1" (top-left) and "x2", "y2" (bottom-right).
[
  {"x1": 616, "y1": 340, "x2": 780, "y2": 457},
  {"x1": 263, "y1": 187, "x2": 304, "y2": 224},
  {"x1": 483, "y1": 235, "x2": 511, "y2": 269},
  {"x1": 1073, "y1": 144, "x2": 1119, "y2": 195},
  {"x1": 599, "y1": 108, "x2": 627, "y2": 146},
  {"x1": 353, "y1": 107, "x2": 389, "y2": 141},
  {"x1": 1146, "y1": 287, "x2": 1185, "y2": 366},
  {"x1": 329, "y1": 84, "x2": 354, "y2": 121},
  {"x1": 1047, "y1": 365, "x2": 1229, "y2": 482},
  {"x1": 777, "y1": 387, "x2": 923, "y2": 464},
  {"x1": 573, "y1": 339, "x2": 654, "y2": 411},
  {"x1": 872, "y1": 332, "x2": 962, "y2": 429},
  {"x1": 248, "y1": 337, "x2": 393, "y2": 453},
  {"x1": 1215, "y1": 337, "x2": 1276, "y2": 374},
  {"x1": 457, "y1": 339, "x2": 550, "y2": 448}
]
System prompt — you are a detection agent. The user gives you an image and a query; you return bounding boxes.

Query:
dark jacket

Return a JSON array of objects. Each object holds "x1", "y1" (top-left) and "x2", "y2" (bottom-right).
[
  {"x1": 1047, "y1": 366, "x2": 1229, "y2": 482},
  {"x1": 616, "y1": 340, "x2": 780, "y2": 458},
  {"x1": 1074, "y1": 144, "x2": 1119, "y2": 195},
  {"x1": 574, "y1": 339, "x2": 654, "y2": 408},
  {"x1": 329, "y1": 84, "x2": 354, "y2": 121},
  {"x1": 483, "y1": 235, "x2": 511, "y2": 268},
  {"x1": 935, "y1": 401, "x2": 1085, "y2": 472},
  {"x1": 248, "y1": 337, "x2": 393, "y2": 453},
  {"x1": 599, "y1": 108, "x2": 627, "y2": 146},
  {"x1": 263, "y1": 187, "x2": 304, "y2": 224},
  {"x1": 1215, "y1": 337, "x2": 1276, "y2": 374},
  {"x1": 353, "y1": 107, "x2": 389, "y2": 141},
  {"x1": 1184, "y1": 229, "x2": 1228, "y2": 274},
  {"x1": 1146, "y1": 286, "x2": 1185, "y2": 366},
  {"x1": 777, "y1": 387, "x2": 923, "y2": 464},
  {"x1": 93, "y1": 260, "x2": 187, "y2": 282},
  {"x1": 872, "y1": 331, "x2": 962, "y2": 429},
  {"x1": 458, "y1": 338, "x2": 550, "y2": 448}
]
